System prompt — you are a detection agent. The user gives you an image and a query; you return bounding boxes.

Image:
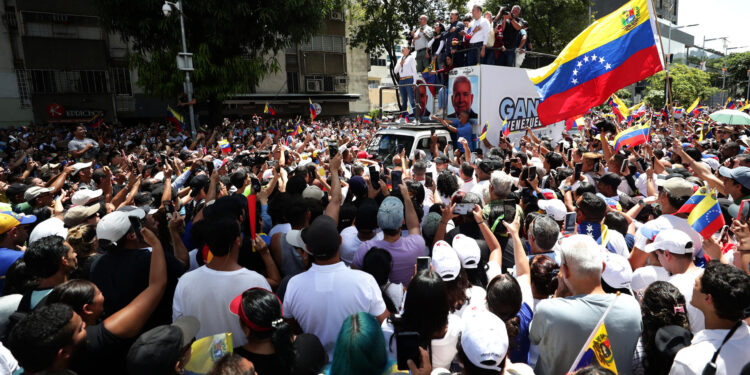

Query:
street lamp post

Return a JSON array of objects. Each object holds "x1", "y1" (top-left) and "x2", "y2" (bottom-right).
[
  {"x1": 666, "y1": 23, "x2": 698, "y2": 69},
  {"x1": 163, "y1": 0, "x2": 196, "y2": 138}
]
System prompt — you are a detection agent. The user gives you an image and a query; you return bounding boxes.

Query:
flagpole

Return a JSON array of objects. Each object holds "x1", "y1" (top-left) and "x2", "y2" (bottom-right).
[
  {"x1": 649, "y1": 0, "x2": 674, "y2": 128},
  {"x1": 567, "y1": 292, "x2": 621, "y2": 373}
]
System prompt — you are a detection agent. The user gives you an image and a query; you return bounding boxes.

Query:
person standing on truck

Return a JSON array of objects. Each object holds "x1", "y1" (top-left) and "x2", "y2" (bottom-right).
[
  {"x1": 495, "y1": 5, "x2": 523, "y2": 67},
  {"x1": 394, "y1": 45, "x2": 419, "y2": 121},
  {"x1": 431, "y1": 111, "x2": 475, "y2": 153}
]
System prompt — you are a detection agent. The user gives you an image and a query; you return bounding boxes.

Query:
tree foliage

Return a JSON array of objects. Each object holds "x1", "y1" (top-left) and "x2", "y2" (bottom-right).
[
  {"x1": 644, "y1": 63, "x2": 719, "y2": 108},
  {"x1": 726, "y1": 51, "x2": 750, "y2": 97},
  {"x1": 483, "y1": 0, "x2": 590, "y2": 54},
  {"x1": 94, "y1": 0, "x2": 335, "y2": 106}
]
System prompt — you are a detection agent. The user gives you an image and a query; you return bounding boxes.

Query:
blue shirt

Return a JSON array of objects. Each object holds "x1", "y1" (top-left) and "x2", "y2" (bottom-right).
[
  {"x1": 0, "y1": 248, "x2": 23, "y2": 292},
  {"x1": 452, "y1": 119, "x2": 475, "y2": 152},
  {"x1": 509, "y1": 301, "x2": 534, "y2": 364}
]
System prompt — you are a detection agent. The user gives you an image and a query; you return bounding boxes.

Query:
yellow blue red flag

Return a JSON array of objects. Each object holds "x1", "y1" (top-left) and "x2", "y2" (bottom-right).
[
  {"x1": 569, "y1": 295, "x2": 619, "y2": 373},
  {"x1": 166, "y1": 106, "x2": 183, "y2": 131},
  {"x1": 686, "y1": 98, "x2": 700, "y2": 116},
  {"x1": 613, "y1": 123, "x2": 650, "y2": 152},
  {"x1": 528, "y1": 0, "x2": 664, "y2": 125},
  {"x1": 677, "y1": 187, "x2": 724, "y2": 238}
]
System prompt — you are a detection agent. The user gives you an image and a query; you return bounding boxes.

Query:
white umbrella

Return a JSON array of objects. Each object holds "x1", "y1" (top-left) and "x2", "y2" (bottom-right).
[{"x1": 708, "y1": 109, "x2": 750, "y2": 125}]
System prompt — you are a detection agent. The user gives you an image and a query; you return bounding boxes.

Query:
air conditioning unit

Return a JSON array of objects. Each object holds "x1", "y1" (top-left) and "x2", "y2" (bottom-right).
[
  {"x1": 306, "y1": 79, "x2": 323, "y2": 92},
  {"x1": 330, "y1": 11, "x2": 343, "y2": 21},
  {"x1": 335, "y1": 76, "x2": 348, "y2": 85}
]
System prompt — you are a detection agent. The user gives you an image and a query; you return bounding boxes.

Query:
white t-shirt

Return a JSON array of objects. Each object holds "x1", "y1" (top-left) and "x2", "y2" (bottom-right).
[
  {"x1": 668, "y1": 269, "x2": 705, "y2": 333},
  {"x1": 670, "y1": 323, "x2": 750, "y2": 375},
  {"x1": 459, "y1": 177, "x2": 475, "y2": 194},
  {"x1": 340, "y1": 226, "x2": 384, "y2": 265},
  {"x1": 0, "y1": 342, "x2": 18, "y2": 375},
  {"x1": 469, "y1": 16, "x2": 491, "y2": 45},
  {"x1": 470, "y1": 179, "x2": 490, "y2": 203},
  {"x1": 283, "y1": 262, "x2": 387, "y2": 359},
  {"x1": 382, "y1": 313, "x2": 464, "y2": 370},
  {"x1": 456, "y1": 285, "x2": 488, "y2": 318},
  {"x1": 172, "y1": 266, "x2": 271, "y2": 346}
]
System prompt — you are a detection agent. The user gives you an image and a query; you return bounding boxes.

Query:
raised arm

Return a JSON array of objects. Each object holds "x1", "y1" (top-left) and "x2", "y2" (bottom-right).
[
  {"x1": 103, "y1": 228, "x2": 167, "y2": 338},
  {"x1": 400, "y1": 184, "x2": 421, "y2": 236},
  {"x1": 503, "y1": 213, "x2": 530, "y2": 280},
  {"x1": 325, "y1": 153, "x2": 343, "y2": 223}
]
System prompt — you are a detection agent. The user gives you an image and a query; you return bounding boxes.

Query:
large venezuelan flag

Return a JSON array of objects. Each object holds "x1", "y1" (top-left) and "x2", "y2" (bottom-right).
[
  {"x1": 166, "y1": 106, "x2": 183, "y2": 131},
  {"x1": 528, "y1": 0, "x2": 664, "y2": 125}
]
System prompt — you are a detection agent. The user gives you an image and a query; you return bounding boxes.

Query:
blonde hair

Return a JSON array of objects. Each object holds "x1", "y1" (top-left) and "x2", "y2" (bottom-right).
[{"x1": 67, "y1": 224, "x2": 97, "y2": 257}]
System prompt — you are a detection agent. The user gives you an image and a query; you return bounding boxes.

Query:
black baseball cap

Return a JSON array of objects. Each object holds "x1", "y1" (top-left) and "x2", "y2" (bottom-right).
[
  {"x1": 126, "y1": 316, "x2": 200, "y2": 375},
  {"x1": 301, "y1": 215, "x2": 340, "y2": 258},
  {"x1": 594, "y1": 172, "x2": 622, "y2": 188},
  {"x1": 354, "y1": 199, "x2": 378, "y2": 231},
  {"x1": 189, "y1": 175, "x2": 210, "y2": 197},
  {"x1": 434, "y1": 155, "x2": 449, "y2": 164}
]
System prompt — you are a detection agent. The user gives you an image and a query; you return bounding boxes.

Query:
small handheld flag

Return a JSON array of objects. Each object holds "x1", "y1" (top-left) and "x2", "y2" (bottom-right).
[
  {"x1": 264, "y1": 102, "x2": 276, "y2": 116},
  {"x1": 85, "y1": 112, "x2": 104, "y2": 129},
  {"x1": 309, "y1": 98, "x2": 317, "y2": 120},
  {"x1": 218, "y1": 139, "x2": 231, "y2": 154},
  {"x1": 291, "y1": 120, "x2": 303, "y2": 137},
  {"x1": 475, "y1": 122, "x2": 488, "y2": 142},
  {"x1": 500, "y1": 118, "x2": 510, "y2": 137},
  {"x1": 565, "y1": 116, "x2": 584, "y2": 132},
  {"x1": 613, "y1": 123, "x2": 650, "y2": 152},
  {"x1": 680, "y1": 187, "x2": 724, "y2": 239},
  {"x1": 363, "y1": 115, "x2": 372, "y2": 124},
  {"x1": 686, "y1": 98, "x2": 700, "y2": 116},
  {"x1": 166, "y1": 106, "x2": 184, "y2": 131},
  {"x1": 569, "y1": 294, "x2": 619, "y2": 373}
]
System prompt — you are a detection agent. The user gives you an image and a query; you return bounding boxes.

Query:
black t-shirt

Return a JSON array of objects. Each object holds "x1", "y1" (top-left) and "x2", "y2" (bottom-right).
[
  {"x1": 71, "y1": 323, "x2": 131, "y2": 375},
  {"x1": 234, "y1": 347, "x2": 290, "y2": 375},
  {"x1": 502, "y1": 18, "x2": 521, "y2": 49},
  {"x1": 89, "y1": 248, "x2": 185, "y2": 331}
]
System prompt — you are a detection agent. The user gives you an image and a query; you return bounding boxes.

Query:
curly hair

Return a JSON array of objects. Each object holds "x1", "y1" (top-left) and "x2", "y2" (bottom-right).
[
  {"x1": 529, "y1": 255, "x2": 559, "y2": 298},
  {"x1": 640, "y1": 281, "x2": 689, "y2": 375},
  {"x1": 436, "y1": 170, "x2": 458, "y2": 199}
]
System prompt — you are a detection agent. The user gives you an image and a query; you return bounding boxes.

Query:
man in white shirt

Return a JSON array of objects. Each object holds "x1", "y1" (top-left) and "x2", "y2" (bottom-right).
[
  {"x1": 642, "y1": 229, "x2": 705, "y2": 332},
  {"x1": 172, "y1": 217, "x2": 271, "y2": 346},
  {"x1": 411, "y1": 15, "x2": 434, "y2": 73},
  {"x1": 669, "y1": 261, "x2": 750, "y2": 375},
  {"x1": 393, "y1": 45, "x2": 418, "y2": 121},
  {"x1": 467, "y1": 5, "x2": 491, "y2": 65},
  {"x1": 283, "y1": 154, "x2": 388, "y2": 359}
]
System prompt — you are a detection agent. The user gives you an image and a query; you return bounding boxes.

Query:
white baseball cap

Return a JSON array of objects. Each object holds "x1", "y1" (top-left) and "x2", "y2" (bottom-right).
[
  {"x1": 71, "y1": 162, "x2": 92, "y2": 175},
  {"x1": 71, "y1": 189, "x2": 103, "y2": 206},
  {"x1": 643, "y1": 229, "x2": 694, "y2": 254},
  {"x1": 285, "y1": 230, "x2": 307, "y2": 250},
  {"x1": 631, "y1": 265, "x2": 669, "y2": 297},
  {"x1": 96, "y1": 211, "x2": 132, "y2": 244},
  {"x1": 452, "y1": 234, "x2": 480, "y2": 269},
  {"x1": 431, "y1": 241, "x2": 461, "y2": 281},
  {"x1": 29, "y1": 218, "x2": 68, "y2": 244},
  {"x1": 538, "y1": 199, "x2": 567, "y2": 222},
  {"x1": 600, "y1": 251, "x2": 633, "y2": 290},
  {"x1": 460, "y1": 310, "x2": 509, "y2": 371}
]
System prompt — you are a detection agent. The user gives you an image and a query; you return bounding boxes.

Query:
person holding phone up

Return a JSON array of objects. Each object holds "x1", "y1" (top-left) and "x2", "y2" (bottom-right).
[{"x1": 431, "y1": 111, "x2": 474, "y2": 153}]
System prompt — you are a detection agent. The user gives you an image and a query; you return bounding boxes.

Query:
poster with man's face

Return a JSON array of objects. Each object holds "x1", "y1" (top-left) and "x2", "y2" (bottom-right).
[{"x1": 447, "y1": 66, "x2": 479, "y2": 120}]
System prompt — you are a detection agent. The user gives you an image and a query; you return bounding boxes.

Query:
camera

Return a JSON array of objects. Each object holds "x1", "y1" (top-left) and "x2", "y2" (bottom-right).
[{"x1": 500, "y1": 4, "x2": 511, "y2": 16}]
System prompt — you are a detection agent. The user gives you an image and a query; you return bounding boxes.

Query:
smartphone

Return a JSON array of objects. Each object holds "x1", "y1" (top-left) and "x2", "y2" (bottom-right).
[
  {"x1": 718, "y1": 225, "x2": 729, "y2": 244},
  {"x1": 391, "y1": 170, "x2": 403, "y2": 188},
  {"x1": 430, "y1": 128, "x2": 435, "y2": 135},
  {"x1": 328, "y1": 140, "x2": 339, "y2": 156},
  {"x1": 528, "y1": 166, "x2": 537, "y2": 181},
  {"x1": 651, "y1": 156, "x2": 656, "y2": 168},
  {"x1": 574, "y1": 163, "x2": 583, "y2": 181},
  {"x1": 637, "y1": 158, "x2": 648, "y2": 171},
  {"x1": 453, "y1": 202, "x2": 474, "y2": 215},
  {"x1": 564, "y1": 212, "x2": 577, "y2": 235},
  {"x1": 369, "y1": 166, "x2": 379, "y2": 184},
  {"x1": 620, "y1": 160, "x2": 628, "y2": 174},
  {"x1": 593, "y1": 160, "x2": 600, "y2": 173},
  {"x1": 739, "y1": 199, "x2": 750, "y2": 221},
  {"x1": 128, "y1": 216, "x2": 145, "y2": 243},
  {"x1": 416, "y1": 256, "x2": 431, "y2": 272},
  {"x1": 396, "y1": 331, "x2": 421, "y2": 370},
  {"x1": 425, "y1": 172, "x2": 434, "y2": 188},
  {"x1": 504, "y1": 160, "x2": 511, "y2": 171},
  {"x1": 250, "y1": 177, "x2": 261, "y2": 194}
]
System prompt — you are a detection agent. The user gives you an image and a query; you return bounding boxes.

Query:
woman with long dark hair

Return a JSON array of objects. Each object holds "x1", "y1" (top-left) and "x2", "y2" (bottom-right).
[
  {"x1": 632, "y1": 281, "x2": 691, "y2": 375},
  {"x1": 382, "y1": 269, "x2": 461, "y2": 370},
  {"x1": 229, "y1": 287, "x2": 295, "y2": 375}
]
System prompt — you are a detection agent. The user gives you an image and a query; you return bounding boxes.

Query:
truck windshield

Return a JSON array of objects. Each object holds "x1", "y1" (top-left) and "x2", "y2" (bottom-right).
[{"x1": 368, "y1": 134, "x2": 414, "y2": 163}]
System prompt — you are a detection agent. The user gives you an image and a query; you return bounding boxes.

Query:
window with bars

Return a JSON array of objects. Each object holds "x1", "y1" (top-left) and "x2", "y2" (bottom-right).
[
  {"x1": 287, "y1": 72, "x2": 299, "y2": 93},
  {"x1": 21, "y1": 11, "x2": 102, "y2": 40},
  {"x1": 300, "y1": 35, "x2": 346, "y2": 53},
  {"x1": 15, "y1": 69, "x2": 31, "y2": 107},
  {"x1": 110, "y1": 67, "x2": 132, "y2": 95},
  {"x1": 21, "y1": 69, "x2": 109, "y2": 94}
]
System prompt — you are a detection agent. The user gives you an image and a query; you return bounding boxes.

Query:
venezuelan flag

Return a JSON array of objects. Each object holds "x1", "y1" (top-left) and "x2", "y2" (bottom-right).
[
  {"x1": 571, "y1": 321, "x2": 618, "y2": 373},
  {"x1": 740, "y1": 102, "x2": 750, "y2": 111},
  {"x1": 686, "y1": 188, "x2": 724, "y2": 238},
  {"x1": 475, "y1": 122, "x2": 488, "y2": 142},
  {"x1": 218, "y1": 139, "x2": 231, "y2": 154},
  {"x1": 500, "y1": 118, "x2": 510, "y2": 136},
  {"x1": 613, "y1": 123, "x2": 650, "y2": 152},
  {"x1": 85, "y1": 113, "x2": 104, "y2": 129},
  {"x1": 609, "y1": 94, "x2": 630, "y2": 123},
  {"x1": 725, "y1": 97, "x2": 735, "y2": 109},
  {"x1": 264, "y1": 102, "x2": 276, "y2": 116},
  {"x1": 565, "y1": 116, "x2": 584, "y2": 131},
  {"x1": 166, "y1": 106, "x2": 183, "y2": 131},
  {"x1": 673, "y1": 106, "x2": 684, "y2": 115},
  {"x1": 363, "y1": 115, "x2": 372, "y2": 124},
  {"x1": 528, "y1": 0, "x2": 663, "y2": 125},
  {"x1": 309, "y1": 98, "x2": 317, "y2": 120},
  {"x1": 291, "y1": 120, "x2": 303, "y2": 137},
  {"x1": 677, "y1": 186, "x2": 708, "y2": 214},
  {"x1": 686, "y1": 98, "x2": 700, "y2": 117},
  {"x1": 627, "y1": 102, "x2": 647, "y2": 121}
]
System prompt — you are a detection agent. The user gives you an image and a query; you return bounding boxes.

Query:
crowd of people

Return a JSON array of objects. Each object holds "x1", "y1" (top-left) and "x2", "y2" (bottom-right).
[{"x1": 0, "y1": 103, "x2": 749, "y2": 375}]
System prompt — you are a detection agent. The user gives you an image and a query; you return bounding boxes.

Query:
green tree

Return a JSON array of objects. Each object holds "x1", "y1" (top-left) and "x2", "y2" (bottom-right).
[
  {"x1": 726, "y1": 51, "x2": 750, "y2": 97},
  {"x1": 644, "y1": 63, "x2": 719, "y2": 108},
  {"x1": 482, "y1": 0, "x2": 591, "y2": 54},
  {"x1": 94, "y1": 0, "x2": 335, "y2": 123}
]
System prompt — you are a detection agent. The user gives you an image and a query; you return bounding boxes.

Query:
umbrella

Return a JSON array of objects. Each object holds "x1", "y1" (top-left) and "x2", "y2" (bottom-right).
[{"x1": 708, "y1": 109, "x2": 750, "y2": 125}]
